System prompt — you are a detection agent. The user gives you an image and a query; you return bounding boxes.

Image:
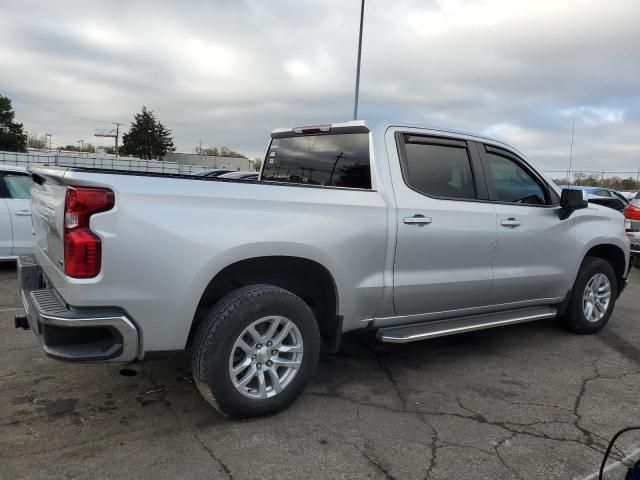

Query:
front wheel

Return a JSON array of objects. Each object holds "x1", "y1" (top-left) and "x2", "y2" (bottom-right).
[
  {"x1": 560, "y1": 257, "x2": 617, "y2": 334},
  {"x1": 192, "y1": 284, "x2": 320, "y2": 419}
]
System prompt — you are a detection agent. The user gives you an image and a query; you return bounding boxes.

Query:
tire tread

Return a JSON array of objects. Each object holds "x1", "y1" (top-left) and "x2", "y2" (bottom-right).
[{"x1": 191, "y1": 284, "x2": 318, "y2": 417}]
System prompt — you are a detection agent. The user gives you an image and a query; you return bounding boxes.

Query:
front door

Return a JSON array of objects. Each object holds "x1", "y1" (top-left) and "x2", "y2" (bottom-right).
[
  {"x1": 391, "y1": 132, "x2": 497, "y2": 316},
  {"x1": 478, "y1": 144, "x2": 575, "y2": 304}
]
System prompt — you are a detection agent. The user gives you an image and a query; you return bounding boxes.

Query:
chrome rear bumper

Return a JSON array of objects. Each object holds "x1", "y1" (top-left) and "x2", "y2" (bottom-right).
[{"x1": 17, "y1": 255, "x2": 139, "y2": 362}]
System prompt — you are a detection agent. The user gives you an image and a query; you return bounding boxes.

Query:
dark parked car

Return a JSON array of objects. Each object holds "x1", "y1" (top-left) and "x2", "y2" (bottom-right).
[
  {"x1": 218, "y1": 171, "x2": 259, "y2": 181},
  {"x1": 192, "y1": 168, "x2": 233, "y2": 177},
  {"x1": 563, "y1": 186, "x2": 628, "y2": 213}
]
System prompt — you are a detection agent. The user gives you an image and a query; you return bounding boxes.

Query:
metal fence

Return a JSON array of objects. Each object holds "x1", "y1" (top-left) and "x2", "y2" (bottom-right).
[{"x1": 0, "y1": 151, "x2": 206, "y2": 175}]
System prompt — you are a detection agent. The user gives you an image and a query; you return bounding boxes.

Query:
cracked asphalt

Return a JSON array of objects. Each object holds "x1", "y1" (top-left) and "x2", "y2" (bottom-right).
[{"x1": 1, "y1": 262, "x2": 640, "y2": 480}]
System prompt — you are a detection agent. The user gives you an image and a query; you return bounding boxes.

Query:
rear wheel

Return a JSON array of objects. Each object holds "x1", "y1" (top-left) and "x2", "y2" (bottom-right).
[
  {"x1": 192, "y1": 284, "x2": 320, "y2": 418},
  {"x1": 560, "y1": 257, "x2": 617, "y2": 334}
]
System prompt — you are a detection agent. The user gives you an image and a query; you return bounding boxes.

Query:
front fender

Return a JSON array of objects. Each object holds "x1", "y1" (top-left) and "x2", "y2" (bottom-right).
[{"x1": 572, "y1": 205, "x2": 630, "y2": 279}]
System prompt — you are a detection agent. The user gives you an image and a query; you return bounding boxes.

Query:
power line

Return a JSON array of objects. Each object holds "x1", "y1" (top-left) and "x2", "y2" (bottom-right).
[{"x1": 0, "y1": 88, "x2": 123, "y2": 125}]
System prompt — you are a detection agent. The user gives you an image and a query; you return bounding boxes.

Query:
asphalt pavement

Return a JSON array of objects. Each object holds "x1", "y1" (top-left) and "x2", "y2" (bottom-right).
[{"x1": 1, "y1": 262, "x2": 639, "y2": 479}]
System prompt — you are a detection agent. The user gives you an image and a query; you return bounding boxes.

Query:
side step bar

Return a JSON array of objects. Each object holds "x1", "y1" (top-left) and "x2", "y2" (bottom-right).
[{"x1": 377, "y1": 306, "x2": 557, "y2": 344}]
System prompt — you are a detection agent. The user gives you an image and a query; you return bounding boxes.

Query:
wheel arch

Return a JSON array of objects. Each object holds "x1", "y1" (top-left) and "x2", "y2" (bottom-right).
[
  {"x1": 583, "y1": 243, "x2": 627, "y2": 295},
  {"x1": 187, "y1": 255, "x2": 341, "y2": 352}
]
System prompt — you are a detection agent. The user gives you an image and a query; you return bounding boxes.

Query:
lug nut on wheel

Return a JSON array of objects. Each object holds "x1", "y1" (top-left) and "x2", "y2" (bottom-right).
[
  {"x1": 272, "y1": 350, "x2": 277, "y2": 356},
  {"x1": 257, "y1": 363, "x2": 262, "y2": 370},
  {"x1": 266, "y1": 361, "x2": 273, "y2": 367}
]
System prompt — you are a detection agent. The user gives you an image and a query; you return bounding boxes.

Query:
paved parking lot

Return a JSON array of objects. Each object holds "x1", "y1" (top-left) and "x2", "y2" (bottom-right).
[{"x1": 1, "y1": 262, "x2": 639, "y2": 480}]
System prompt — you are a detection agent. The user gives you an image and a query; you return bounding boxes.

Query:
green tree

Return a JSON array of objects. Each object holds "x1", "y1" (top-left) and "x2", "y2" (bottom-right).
[
  {"x1": 194, "y1": 145, "x2": 246, "y2": 158},
  {"x1": 202, "y1": 147, "x2": 219, "y2": 156},
  {"x1": 62, "y1": 143, "x2": 96, "y2": 153},
  {"x1": 219, "y1": 146, "x2": 245, "y2": 158},
  {"x1": 120, "y1": 106, "x2": 175, "y2": 160},
  {"x1": 0, "y1": 95, "x2": 27, "y2": 152}
]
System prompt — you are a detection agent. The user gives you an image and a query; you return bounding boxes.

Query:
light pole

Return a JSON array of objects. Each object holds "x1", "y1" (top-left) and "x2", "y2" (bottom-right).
[
  {"x1": 113, "y1": 122, "x2": 122, "y2": 157},
  {"x1": 566, "y1": 118, "x2": 575, "y2": 185},
  {"x1": 353, "y1": 0, "x2": 365, "y2": 120}
]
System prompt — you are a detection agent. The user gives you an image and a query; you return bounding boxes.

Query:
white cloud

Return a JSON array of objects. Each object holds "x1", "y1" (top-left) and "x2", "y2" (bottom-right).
[
  {"x1": 0, "y1": 0, "x2": 638, "y2": 170},
  {"x1": 560, "y1": 106, "x2": 624, "y2": 125}
]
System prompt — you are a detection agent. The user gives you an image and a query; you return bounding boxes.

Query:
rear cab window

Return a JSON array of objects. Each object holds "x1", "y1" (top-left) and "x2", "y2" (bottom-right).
[{"x1": 261, "y1": 133, "x2": 371, "y2": 189}]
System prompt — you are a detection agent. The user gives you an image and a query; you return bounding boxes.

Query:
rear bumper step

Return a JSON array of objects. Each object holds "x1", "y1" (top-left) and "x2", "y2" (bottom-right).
[
  {"x1": 377, "y1": 306, "x2": 557, "y2": 343},
  {"x1": 17, "y1": 255, "x2": 139, "y2": 362}
]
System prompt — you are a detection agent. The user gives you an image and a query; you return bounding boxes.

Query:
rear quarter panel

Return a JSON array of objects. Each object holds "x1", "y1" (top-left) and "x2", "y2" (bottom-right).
[{"x1": 36, "y1": 170, "x2": 389, "y2": 356}]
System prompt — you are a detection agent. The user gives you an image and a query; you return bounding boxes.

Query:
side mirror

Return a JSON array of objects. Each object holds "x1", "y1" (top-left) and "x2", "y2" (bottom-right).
[{"x1": 559, "y1": 189, "x2": 588, "y2": 219}]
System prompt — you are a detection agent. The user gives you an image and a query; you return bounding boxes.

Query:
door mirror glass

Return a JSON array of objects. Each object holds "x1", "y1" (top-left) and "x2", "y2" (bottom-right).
[{"x1": 560, "y1": 189, "x2": 588, "y2": 212}]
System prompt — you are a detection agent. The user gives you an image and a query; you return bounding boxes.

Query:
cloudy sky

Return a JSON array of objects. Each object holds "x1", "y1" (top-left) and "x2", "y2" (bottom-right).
[{"x1": 1, "y1": 0, "x2": 639, "y2": 173}]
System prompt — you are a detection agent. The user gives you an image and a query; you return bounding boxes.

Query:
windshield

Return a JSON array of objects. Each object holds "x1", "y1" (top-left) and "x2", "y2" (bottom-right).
[{"x1": 261, "y1": 133, "x2": 371, "y2": 189}]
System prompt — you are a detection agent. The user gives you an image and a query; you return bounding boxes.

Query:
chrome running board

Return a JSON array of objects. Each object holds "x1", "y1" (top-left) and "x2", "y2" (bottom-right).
[{"x1": 377, "y1": 306, "x2": 557, "y2": 343}]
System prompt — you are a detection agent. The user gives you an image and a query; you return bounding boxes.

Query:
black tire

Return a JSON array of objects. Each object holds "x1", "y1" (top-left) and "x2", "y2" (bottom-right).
[
  {"x1": 560, "y1": 257, "x2": 617, "y2": 334},
  {"x1": 191, "y1": 284, "x2": 320, "y2": 419}
]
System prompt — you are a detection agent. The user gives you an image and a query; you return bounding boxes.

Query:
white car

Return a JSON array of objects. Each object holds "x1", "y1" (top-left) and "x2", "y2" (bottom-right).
[{"x1": 0, "y1": 165, "x2": 34, "y2": 260}]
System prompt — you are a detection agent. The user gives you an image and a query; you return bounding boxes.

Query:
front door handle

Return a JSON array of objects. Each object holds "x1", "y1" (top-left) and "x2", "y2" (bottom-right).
[
  {"x1": 14, "y1": 210, "x2": 32, "y2": 217},
  {"x1": 403, "y1": 215, "x2": 432, "y2": 226},
  {"x1": 500, "y1": 218, "x2": 521, "y2": 228}
]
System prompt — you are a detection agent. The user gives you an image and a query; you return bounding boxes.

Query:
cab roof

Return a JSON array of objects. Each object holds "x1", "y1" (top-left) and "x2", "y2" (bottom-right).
[{"x1": 271, "y1": 120, "x2": 523, "y2": 156}]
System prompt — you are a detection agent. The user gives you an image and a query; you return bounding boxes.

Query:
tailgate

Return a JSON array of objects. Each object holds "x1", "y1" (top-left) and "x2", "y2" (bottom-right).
[{"x1": 30, "y1": 167, "x2": 68, "y2": 277}]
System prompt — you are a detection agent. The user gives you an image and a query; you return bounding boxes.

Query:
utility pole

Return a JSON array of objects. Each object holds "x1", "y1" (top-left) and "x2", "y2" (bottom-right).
[
  {"x1": 566, "y1": 118, "x2": 575, "y2": 185},
  {"x1": 78, "y1": 139, "x2": 84, "y2": 153},
  {"x1": 113, "y1": 122, "x2": 122, "y2": 157},
  {"x1": 353, "y1": 0, "x2": 365, "y2": 120},
  {"x1": 45, "y1": 133, "x2": 52, "y2": 152},
  {"x1": 199, "y1": 140, "x2": 202, "y2": 162}
]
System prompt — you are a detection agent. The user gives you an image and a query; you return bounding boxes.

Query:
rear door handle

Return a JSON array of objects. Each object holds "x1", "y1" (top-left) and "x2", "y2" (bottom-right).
[
  {"x1": 14, "y1": 210, "x2": 32, "y2": 217},
  {"x1": 403, "y1": 215, "x2": 432, "y2": 226},
  {"x1": 500, "y1": 218, "x2": 521, "y2": 228}
]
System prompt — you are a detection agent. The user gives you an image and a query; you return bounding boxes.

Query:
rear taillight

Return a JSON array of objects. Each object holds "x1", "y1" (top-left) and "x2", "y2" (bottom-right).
[
  {"x1": 624, "y1": 204, "x2": 640, "y2": 221},
  {"x1": 64, "y1": 187, "x2": 115, "y2": 278}
]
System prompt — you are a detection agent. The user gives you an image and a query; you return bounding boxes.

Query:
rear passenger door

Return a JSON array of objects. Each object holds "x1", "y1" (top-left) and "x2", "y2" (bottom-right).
[
  {"x1": 391, "y1": 132, "x2": 497, "y2": 317},
  {"x1": 478, "y1": 144, "x2": 574, "y2": 305}
]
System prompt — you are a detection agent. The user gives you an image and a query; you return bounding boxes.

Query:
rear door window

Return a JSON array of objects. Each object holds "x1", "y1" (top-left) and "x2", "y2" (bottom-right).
[
  {"x1": 400, "y1": 137, "x2": 477, "y2": 200},
  {"x1": 261, "y1": 133, "x2": 371, "y2": 189}
]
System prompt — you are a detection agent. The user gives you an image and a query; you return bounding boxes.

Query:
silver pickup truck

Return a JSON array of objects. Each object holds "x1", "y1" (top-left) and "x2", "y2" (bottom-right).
[{"x1": 16, "y1": 121, "x2": 630, "y2": 418}]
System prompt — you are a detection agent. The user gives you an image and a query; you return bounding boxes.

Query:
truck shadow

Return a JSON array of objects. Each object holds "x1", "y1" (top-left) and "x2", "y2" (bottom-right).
[{"x1": 137, "y1": 317, "x2": 565, "y2": 423}]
